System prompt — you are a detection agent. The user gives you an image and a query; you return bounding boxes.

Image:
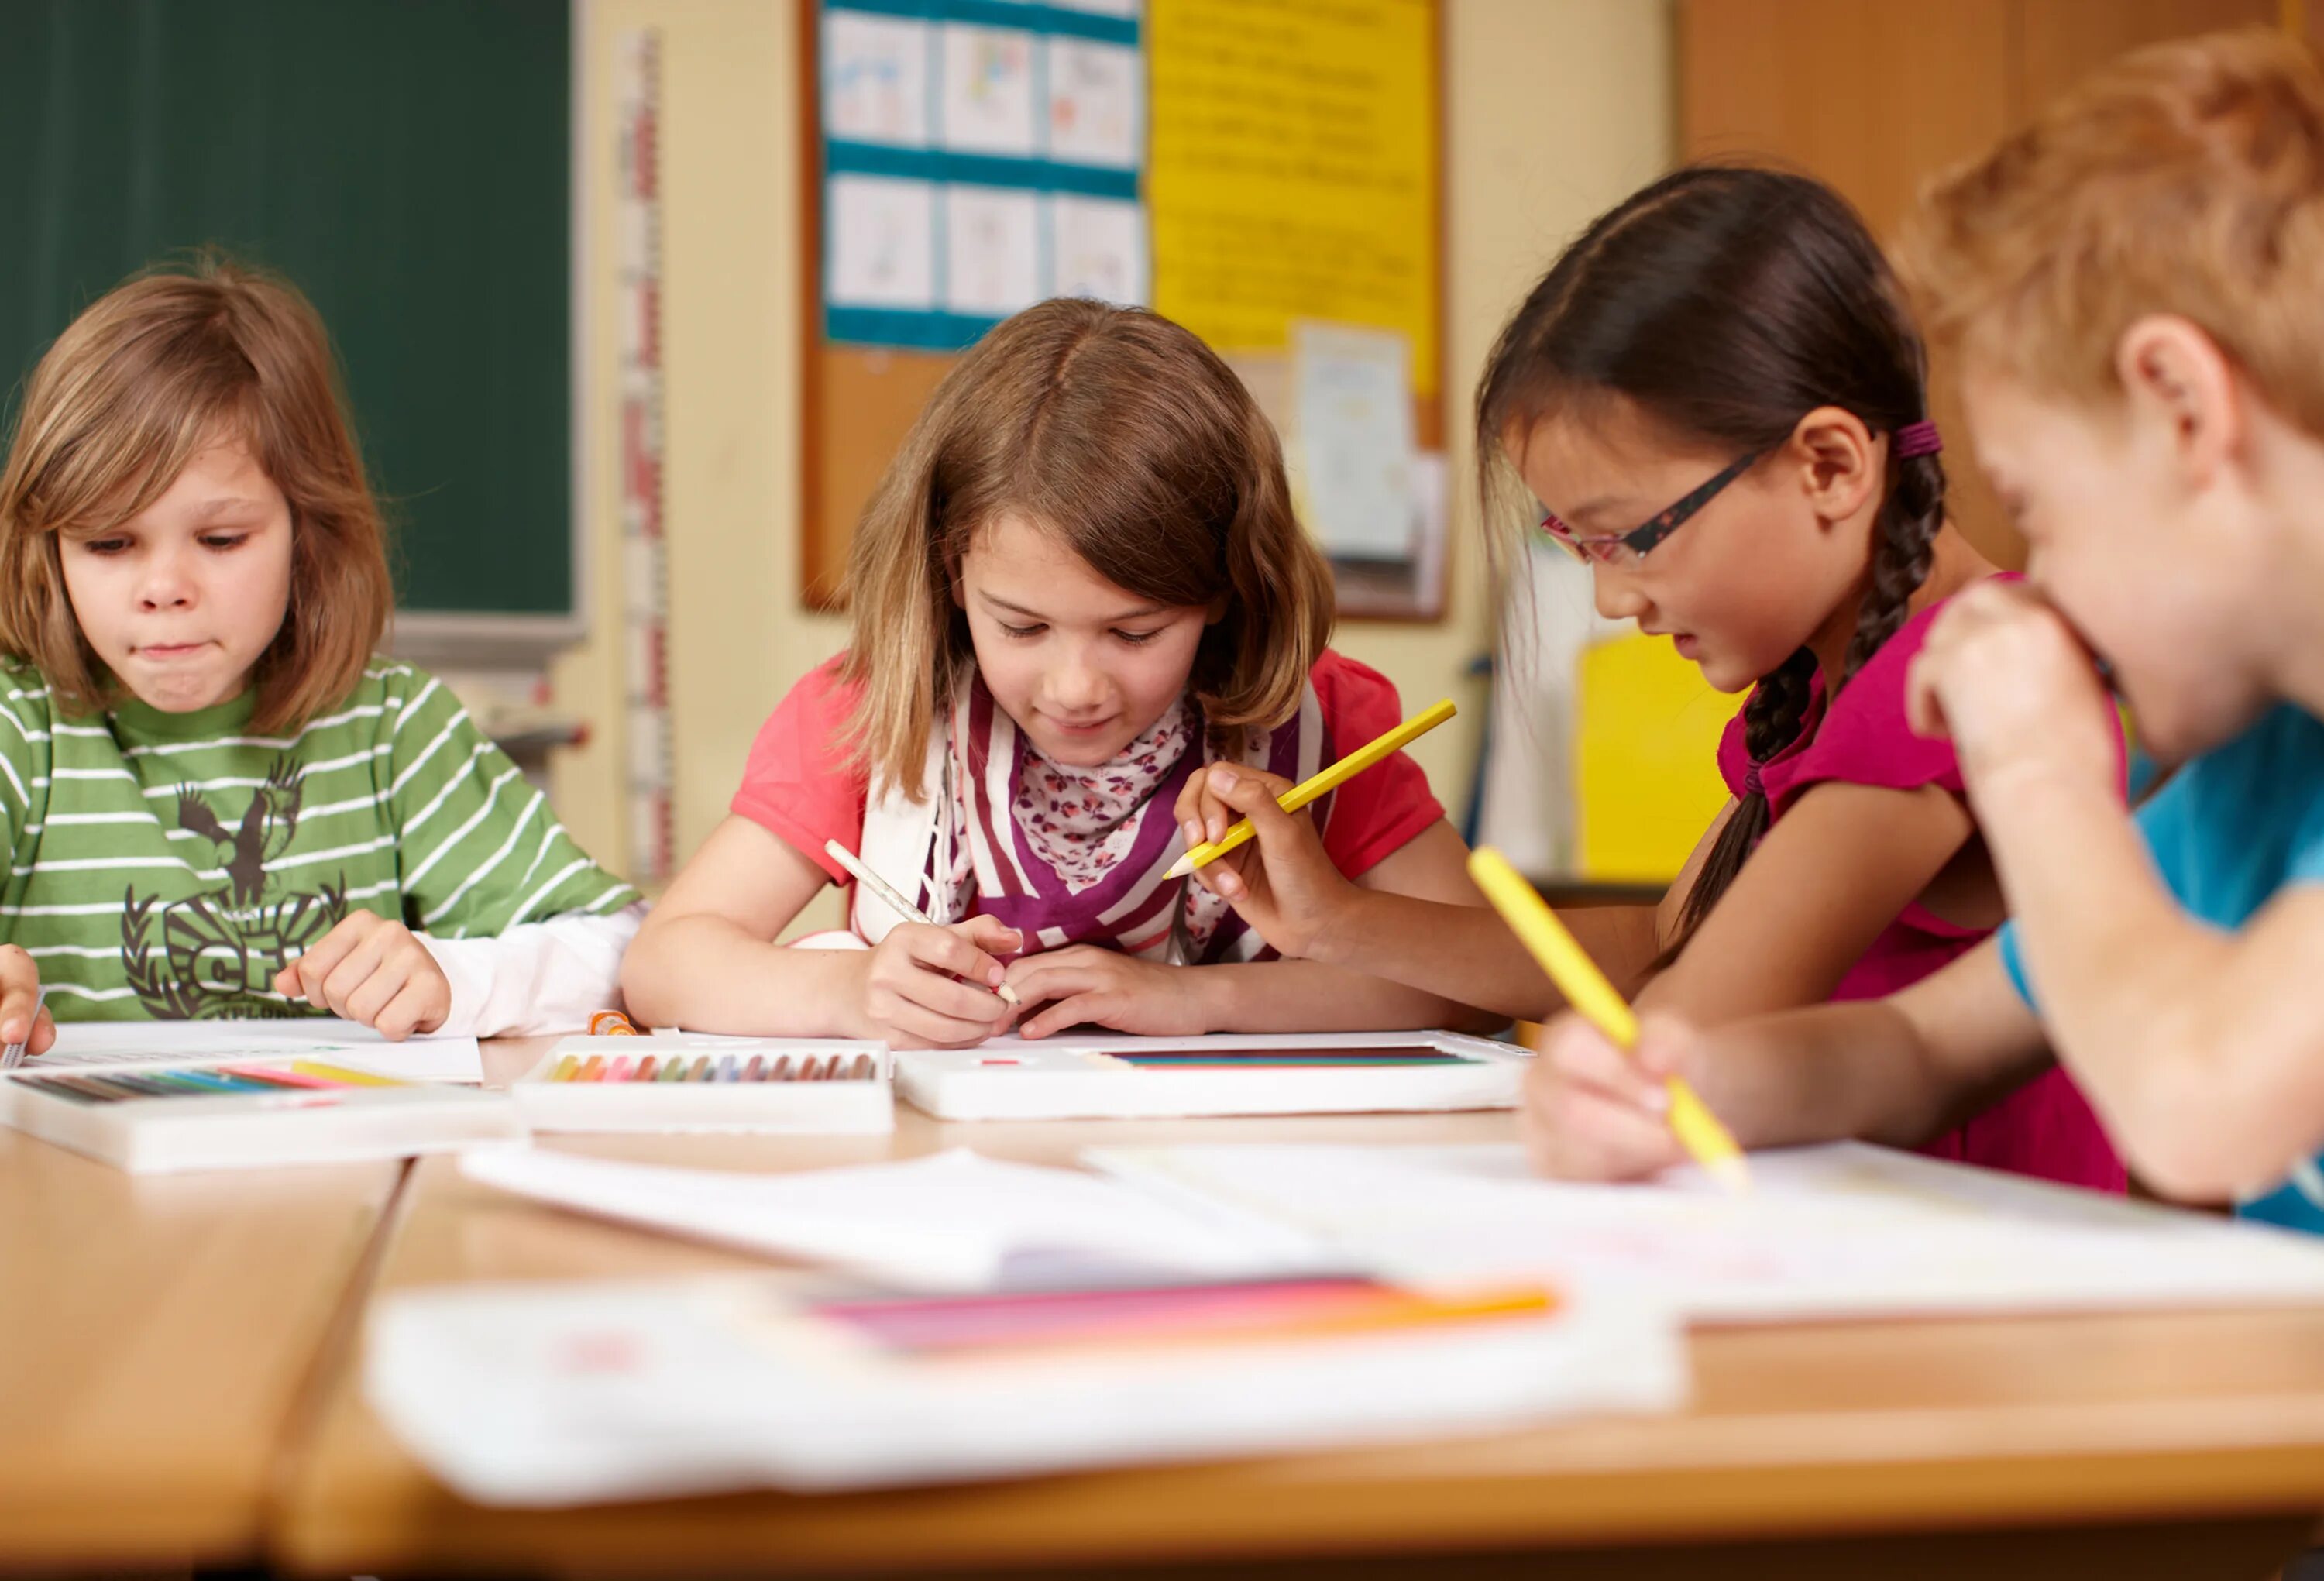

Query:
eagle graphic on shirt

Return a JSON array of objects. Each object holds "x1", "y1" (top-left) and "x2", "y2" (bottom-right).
[{"x1": 119, "y1": 757, "x2": 349, "y2": 1019}]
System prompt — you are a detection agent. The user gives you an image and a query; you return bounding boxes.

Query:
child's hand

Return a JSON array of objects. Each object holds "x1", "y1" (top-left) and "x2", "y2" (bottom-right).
[
  {"x1": 273, "y1": 913, "x2": 452, "y2": 1041},
  {"x1": 1519, "y1": 1010, "x2": 1702, "y2": 1181},
  {"x1": 1906, "y1": 579, "x2": 2117, "y2": 799},
  {"x1": 1173, "y1": 763, "x2": 1356, "y2": 960},
  {"x1": 0, "y1": 944, "x2": 55, "y2": 1057},
  {"x1": 1006, "y1": 947, "x2": 1210, "y2": 1039},
  {"x1": 858, "y1": 916, "x2": 1020, "y2": 1049}
]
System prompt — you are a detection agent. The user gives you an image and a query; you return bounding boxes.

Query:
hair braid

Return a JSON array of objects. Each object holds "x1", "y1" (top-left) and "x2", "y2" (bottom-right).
[{"x1": 1838, "y1": 451, "x2": 1945, "y2": 690}]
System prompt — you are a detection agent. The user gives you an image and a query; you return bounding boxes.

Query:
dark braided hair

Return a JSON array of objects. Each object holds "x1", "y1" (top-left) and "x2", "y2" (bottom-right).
[{"x1": 1477, "y1": 165, "x2": 1948, "y2": 955}]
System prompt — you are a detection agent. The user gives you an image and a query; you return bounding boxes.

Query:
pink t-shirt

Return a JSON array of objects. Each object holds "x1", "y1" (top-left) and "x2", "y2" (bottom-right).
[
  {"x1": 1716, "y1": 578, "x2": 2126, "y2": 1193},
  {"x1": 734, "y1": 647, "x2": 1445, "y2": 907}
]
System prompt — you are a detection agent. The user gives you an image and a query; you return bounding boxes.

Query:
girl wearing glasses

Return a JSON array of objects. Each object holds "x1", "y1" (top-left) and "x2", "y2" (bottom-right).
[{"x1": 1177, "y1": 165, "x2": 2123, "y2": 1191}]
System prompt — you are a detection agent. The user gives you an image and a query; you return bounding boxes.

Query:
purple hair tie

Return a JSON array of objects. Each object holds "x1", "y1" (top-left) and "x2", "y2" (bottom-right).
[
  {"x1": 1894, "y1": 420, "x2": 1944, "y2": 459},
  {"x1": 1743, "y1": 762, "x2": 1765, "y2": 800}
]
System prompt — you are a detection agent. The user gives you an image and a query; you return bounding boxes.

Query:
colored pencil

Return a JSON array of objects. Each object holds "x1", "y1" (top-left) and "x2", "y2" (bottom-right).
[
  {"x1": 1467, "y1": 847, "x2": 1749, "y2": 1193},
  {"x1": 823, "y1": 839, "x2": 1023, "y2": 1007},
  {"x1": 1167, "y1": 699, "x2": 1456, "y2": 878}
]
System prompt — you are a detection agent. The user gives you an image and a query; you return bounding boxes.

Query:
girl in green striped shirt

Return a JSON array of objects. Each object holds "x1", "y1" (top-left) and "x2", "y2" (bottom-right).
[{"x1": 0, "y1": 260, "x2": 639, "y2": 1052}]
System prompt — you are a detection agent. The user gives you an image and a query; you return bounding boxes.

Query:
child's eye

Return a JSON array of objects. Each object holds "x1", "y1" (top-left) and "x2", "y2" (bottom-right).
[
  {"x1": 78, "y1": 537, "x2": 132, "y2": 556},
  {"x1": 999, "y1": 621, "x2": 1046, "y2": 640},
  {"x1": 198, "y1": 533, "x2": 250, "y2": 552},
  {"x1": 1113, "y1": 628, "x2": 1162, "y2": 647}
]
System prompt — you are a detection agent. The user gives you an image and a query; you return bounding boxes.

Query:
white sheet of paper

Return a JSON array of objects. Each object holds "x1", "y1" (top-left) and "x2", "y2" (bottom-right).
[
  {"x1": 1047, "y1": 194, "x2": 1147, "y2": 306},
  {"x1": 1086, "y1": 1139, "x2": 2324, "y2": 1323},
  {"x1": 459, "y1": 1146, "x2": 1319, "y2": 1289},
  {"x1": 1293, "y1": 322, "x2": 1419, "y2": 561},
  {"x1": 1043, "y1": 37, "x2": 1141, "y2": 168},
  {"x1": 33, "y1": 1017, "x2": 484, "y2": 1083},
  {"x1": 1410, "y1": 449, "x2": 1448, "y2": 610},
  {"x1": 967, "y1": 1029, "x2": 1505, "y2": 1056},
  {"x1": 822, "y1": 10, "x2": 932, "y2": 147},
  {"x1": 942, "y1": 185, "x2": 1042, "y2": 316},
  {"x1": 366, "y1": 1267, "x2": 1684, "y2": 1504},
  {"x1": 827, "y1": 175, "x2": 938, "y2": 311},
  {"x1": 939, "y1": 22, "x2": 1038, "y2": 156}
]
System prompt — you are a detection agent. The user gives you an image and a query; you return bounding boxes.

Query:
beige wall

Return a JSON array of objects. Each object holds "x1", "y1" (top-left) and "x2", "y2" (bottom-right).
[{"x1": 549, "y1": 0, "x2": 1673, "y2": 916}]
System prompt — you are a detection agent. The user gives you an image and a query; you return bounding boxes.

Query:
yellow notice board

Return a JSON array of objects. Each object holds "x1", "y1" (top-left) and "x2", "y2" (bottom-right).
[
  {"x1": 1575, "y1": 634, "x2": 1745, "y2": 885},
  {"x1": 1147, "y1": 0, "x2": 1442, "y2": 408}
]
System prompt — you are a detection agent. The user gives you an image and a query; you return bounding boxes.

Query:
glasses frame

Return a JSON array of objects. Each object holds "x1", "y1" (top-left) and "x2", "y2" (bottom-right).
[{"x1": 1538, "y1": 449, "x2": 1764, "y2": 566}]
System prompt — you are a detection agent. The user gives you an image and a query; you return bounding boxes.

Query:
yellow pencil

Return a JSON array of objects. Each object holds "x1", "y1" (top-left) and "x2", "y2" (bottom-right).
[
  {"x1": 1466, "y1": 847, "x2": 1750, "y2": 1193},
  {"x1": 1166, "y1": 699, "x2": 1457, "y2": 880}
]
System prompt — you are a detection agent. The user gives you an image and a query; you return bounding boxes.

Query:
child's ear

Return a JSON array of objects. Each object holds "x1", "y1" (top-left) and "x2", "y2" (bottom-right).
[
  {"x1": 1205, "y1": 594, "x2": 1229, "y2": 626},
  {"x1": 2116, "y1": 314, "x2": 2240, "y2": 489},
  {"x1": 1787, "y1": 406, "x2": 1879, "y2": 528}
]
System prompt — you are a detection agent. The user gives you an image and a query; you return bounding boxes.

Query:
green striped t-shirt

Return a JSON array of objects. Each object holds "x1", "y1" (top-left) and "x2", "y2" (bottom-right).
[{"x1": 0, "y1": 657, "x2": 636, "y2": 1020}]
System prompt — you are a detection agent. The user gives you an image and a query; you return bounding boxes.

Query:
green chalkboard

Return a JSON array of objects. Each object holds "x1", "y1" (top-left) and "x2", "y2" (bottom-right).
[{"x1": 0, "y1": 0, "x2": 571, "y2": 624}]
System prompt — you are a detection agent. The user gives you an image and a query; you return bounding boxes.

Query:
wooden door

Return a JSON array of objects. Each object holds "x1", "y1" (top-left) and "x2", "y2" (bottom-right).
[{"x1": 1678, "y1": 0, "x2": 2281, "y2": 565}]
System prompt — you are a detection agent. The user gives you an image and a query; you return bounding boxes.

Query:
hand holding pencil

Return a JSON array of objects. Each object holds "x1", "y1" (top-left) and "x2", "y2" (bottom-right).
[
  {"x1": 1172, "y1": 761, "x2": 1357, "y2": 961},
  {"x1": 1171, "y1": 699, "x2": 1456, "y2": 961},
  {"x1": 1168, "y1": 699, "x2": 1456, "y2": 881},
  {"x1": 1467, "y1": 849, "x2": 1750, "y2": 1192},
  {"x1": 824, "y1": 840, "x2": 1024, "y2": 1049}
]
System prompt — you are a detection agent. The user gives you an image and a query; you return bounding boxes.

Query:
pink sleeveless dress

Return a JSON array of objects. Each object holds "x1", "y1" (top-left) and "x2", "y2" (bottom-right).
[{"x1": 1715, "y1": 578, "x2": 2125, "y2": 1192}]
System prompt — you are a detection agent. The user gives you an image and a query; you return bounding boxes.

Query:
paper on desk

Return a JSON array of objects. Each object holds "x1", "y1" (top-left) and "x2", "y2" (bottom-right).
[
  {"x1": 1087, "y1": 1139, "x2": 2324, "y2": 1323},
  {"x1": 366, "y1": 1269, "x2": 1686, "y2": 1502},
  {"x1": 29, "y1": 1017, "x2": 484, "y2": 1083},
  {"x1": 459, "y1": 1146, "x2": 1322, "y2": 1289},
  {"x1": 963, "y1": 1029, "x2": 1520, "y2": 1056}
]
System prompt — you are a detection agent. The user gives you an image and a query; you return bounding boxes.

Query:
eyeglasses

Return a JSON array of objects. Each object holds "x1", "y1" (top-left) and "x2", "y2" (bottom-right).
[{"x1": 1537, "y1": 450, "x2": 1763, "y2": 568}]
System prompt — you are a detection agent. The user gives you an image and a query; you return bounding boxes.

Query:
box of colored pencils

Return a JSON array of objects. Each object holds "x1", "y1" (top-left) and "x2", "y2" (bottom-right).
[
  {"x1": 2, "y1": 1060, "x2": 521, "y2": 1174},
  {"x1": 512, "y1": 1036, "x2": 894, "y2": 1134},
  {"x1": 895, "y1": 1031, "x2": 1527, "y2": 1121}
]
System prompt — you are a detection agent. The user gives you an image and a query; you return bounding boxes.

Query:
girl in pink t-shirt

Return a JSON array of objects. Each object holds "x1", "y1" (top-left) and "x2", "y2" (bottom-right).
[
  {"x1": 1168, "y1": 167, "x2": 2122, "y2": 1191},
  {"x1": 620, "y1": 299, "x2": 1489, "y2": 1050}
]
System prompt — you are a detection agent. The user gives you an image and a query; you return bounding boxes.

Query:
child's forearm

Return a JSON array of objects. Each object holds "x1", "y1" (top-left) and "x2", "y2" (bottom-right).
[
  {"x1": 1975, "y1": 770, "x2": 2281, "y2": 1194},
  {"x1": 1693, "y1": 998, "x2": 1958, "y2": 1151},
  {"x1": 1189, "y1": 958, "x2": 1506, "y2": 1036},
  {"x1": 618, "y1": 913, "x2": 869, "y2": 1036},
  {"x1": 1303, "y1": 891, "x2": 1659, "y2": 1019},
  {"x1": 419, "y1": 902, "x2": 644, "y2": 1037},
  {"x1": 1690, "y1": 945, "x2": 2051, "y2": 1153}
]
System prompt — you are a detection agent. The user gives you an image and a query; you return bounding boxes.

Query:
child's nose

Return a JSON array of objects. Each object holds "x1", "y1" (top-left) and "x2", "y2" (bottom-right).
[
  {"x1": 137, "y1": 548, "x2": 196, "y2": 610},
  {"x1": 1047, "y1": 652, "x2": 1109, "y2": 711},
  {"x1": 1590, "y1": 562, "x2": 1651, "y2": 624}
]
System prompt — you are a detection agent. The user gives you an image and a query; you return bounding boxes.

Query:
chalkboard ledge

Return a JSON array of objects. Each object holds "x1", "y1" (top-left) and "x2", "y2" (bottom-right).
[{"x1": 387, "y1": 612, "x2": 590, "y2": 672}]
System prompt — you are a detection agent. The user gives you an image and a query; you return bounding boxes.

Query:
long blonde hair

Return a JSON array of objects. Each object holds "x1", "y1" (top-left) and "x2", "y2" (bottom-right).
[
  {"x1": 0, "y1": 257, "x2": 394, "y2": 730},
  {"x1": 842, "y1": 299, "x2": 1335, "y2": 799}
]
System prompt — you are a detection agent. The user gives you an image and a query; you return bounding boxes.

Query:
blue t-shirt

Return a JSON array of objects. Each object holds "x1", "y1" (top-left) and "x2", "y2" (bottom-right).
[{"x1": 1998, "y1": 703, "x2": 2324, "y2": 1232}]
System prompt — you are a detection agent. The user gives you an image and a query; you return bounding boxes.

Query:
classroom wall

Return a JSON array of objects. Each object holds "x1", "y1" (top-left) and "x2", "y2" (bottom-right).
[{"x1": 548, "y1": 0, "x2": 1675, "y2": 916}]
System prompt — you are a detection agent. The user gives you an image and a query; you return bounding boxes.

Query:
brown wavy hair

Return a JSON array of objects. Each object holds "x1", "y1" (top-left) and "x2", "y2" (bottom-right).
[
  {"x1": 0, "y1": 256, "x2": 394, "y2": 730},
  {"x1": 841, "y1": 298, "x2": 1336, "y2": 799}
]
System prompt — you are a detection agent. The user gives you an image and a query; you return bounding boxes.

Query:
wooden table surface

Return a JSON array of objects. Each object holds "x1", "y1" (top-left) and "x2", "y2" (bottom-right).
[
  {"x1": 0, "y1": 1120, "x2": 402, "y2": 1568},
  {"x1": 264, "y1": 1039, "x2": 2324, "y2": 1579}
]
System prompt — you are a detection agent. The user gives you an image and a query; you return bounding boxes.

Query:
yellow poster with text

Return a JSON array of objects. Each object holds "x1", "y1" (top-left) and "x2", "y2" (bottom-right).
[{"x1": 1148, "y1": 0, "x2": 1440, "y2": 400}]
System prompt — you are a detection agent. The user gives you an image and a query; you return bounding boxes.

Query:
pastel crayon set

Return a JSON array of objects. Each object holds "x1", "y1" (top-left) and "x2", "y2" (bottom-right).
[
  {"x1": 893, "y1": 1031, "x2": 1528, "y2": 1121},
  {"x1": 2, "y1": 1059, "x2": 520, "y2": 1174},
  {"x1": 511, "y1": 1035, "x2": 894, "y2": 1134}
]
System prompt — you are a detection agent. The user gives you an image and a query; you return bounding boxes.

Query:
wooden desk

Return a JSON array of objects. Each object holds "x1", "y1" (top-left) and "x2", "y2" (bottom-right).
[
  {"x1": 0, "y1": 1121, "x2": 403, "y2": 1568},
  {"x1": 270, "y1": 1039, "x2": 2324, "y2": 1579}
]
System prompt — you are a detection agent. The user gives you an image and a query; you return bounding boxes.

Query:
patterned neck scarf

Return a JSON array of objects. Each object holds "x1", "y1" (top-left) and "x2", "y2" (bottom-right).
[{"x1": 906, "y1": 678, "x2": 1328, "y2": 964}]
